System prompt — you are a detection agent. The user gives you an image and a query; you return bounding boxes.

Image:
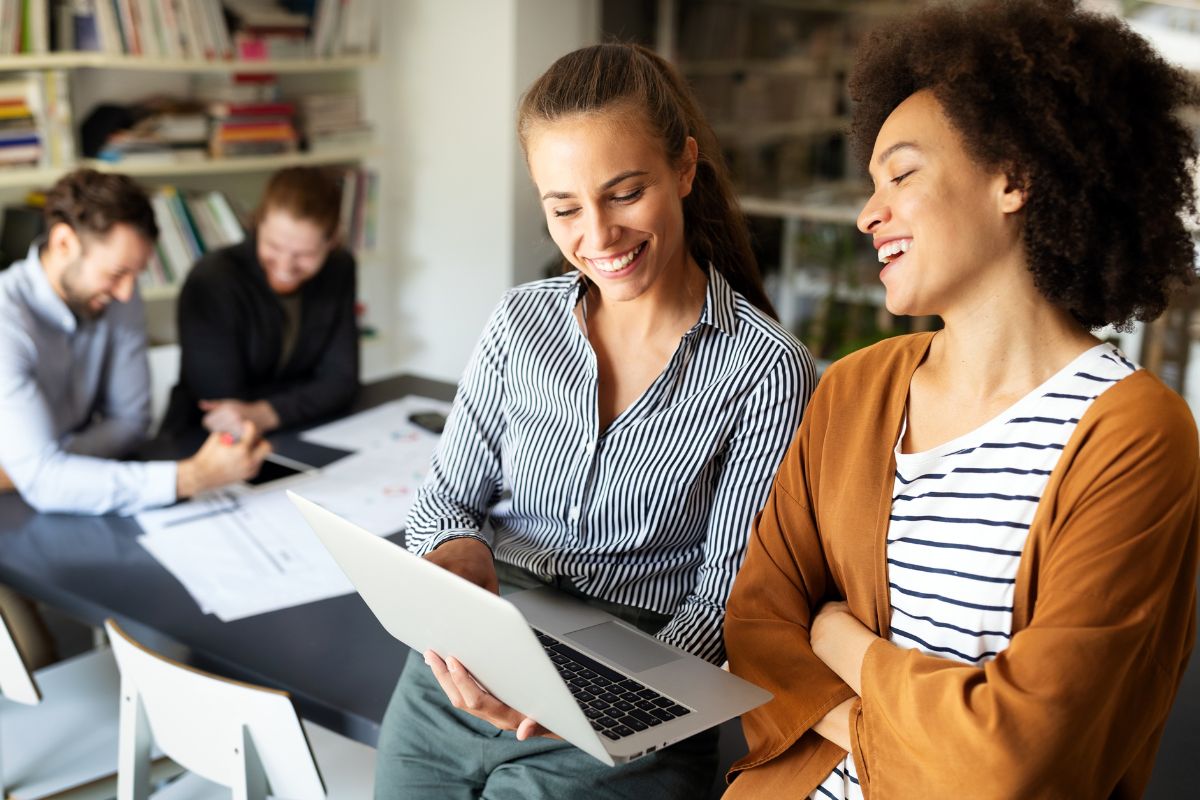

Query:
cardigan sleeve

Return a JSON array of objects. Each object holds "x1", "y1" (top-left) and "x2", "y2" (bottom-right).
[
  {"x1": 724, "y1": 402, "x2": 859, "y2": 778},
  {"x1": 851, "y1": 374, "x2": 1200, "y2": 798}
]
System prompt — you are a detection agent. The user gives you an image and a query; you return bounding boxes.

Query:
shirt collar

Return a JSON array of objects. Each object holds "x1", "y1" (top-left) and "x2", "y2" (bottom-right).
[
  {"x1": 698, "y1": 265, "x2": 738, "y2": 337},
  {"x1": 565, "y1": 265, "x2": 739, "y2": 337},
  {"x1": 17, "y1": 240, "x2": 78, "y2": 334}
]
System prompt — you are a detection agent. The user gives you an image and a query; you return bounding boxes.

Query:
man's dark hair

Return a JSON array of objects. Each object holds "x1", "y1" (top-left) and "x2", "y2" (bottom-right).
[
  {"x1": 43, "y1": 168, "x2": 158, "y2": 243},
  {"x1": 849, "y1": 0, "x2": 1199, "y2": 329}
]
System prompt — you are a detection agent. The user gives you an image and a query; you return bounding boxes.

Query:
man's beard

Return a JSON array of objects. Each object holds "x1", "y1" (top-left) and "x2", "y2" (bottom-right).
[{"x1": 60, "y1": 259, "x2": 105, "y2": 320}]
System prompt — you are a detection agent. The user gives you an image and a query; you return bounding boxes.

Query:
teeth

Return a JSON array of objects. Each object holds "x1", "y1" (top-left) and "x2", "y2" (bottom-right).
[
  {"x1": 877, "y1": 238, "x2": 911, "y2": 264},
  {"x1": 594, "y1": 242, "x2": 645, "y2": 272}
]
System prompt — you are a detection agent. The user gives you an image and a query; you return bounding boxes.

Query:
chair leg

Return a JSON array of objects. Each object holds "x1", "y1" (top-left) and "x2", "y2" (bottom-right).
[
  {"x1": 117, "y1": 679, "x2": 152, "y2": 800},
  {"x1": 232, "y1": 725, "x2": 269, "y2": 800}
]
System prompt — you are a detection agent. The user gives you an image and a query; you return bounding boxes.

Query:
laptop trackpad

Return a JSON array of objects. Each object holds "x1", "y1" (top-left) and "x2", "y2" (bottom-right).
[{"x1": 564, "y1": 622, "x2": 681, "y2": 673}]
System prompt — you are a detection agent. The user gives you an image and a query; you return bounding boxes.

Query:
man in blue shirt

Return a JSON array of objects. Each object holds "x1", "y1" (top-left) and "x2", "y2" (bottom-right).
[{"x1": 0, "y1": 169, "x2": 269, "y2": 665}]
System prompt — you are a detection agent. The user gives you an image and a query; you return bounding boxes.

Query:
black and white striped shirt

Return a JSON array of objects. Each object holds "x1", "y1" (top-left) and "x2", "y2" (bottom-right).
[
  {"x1": 816, "y1": 342, "x2": 1138, "y2": 799},
  {"x1": 405, "y1": 268, "x2": 815, "y2": 663}
]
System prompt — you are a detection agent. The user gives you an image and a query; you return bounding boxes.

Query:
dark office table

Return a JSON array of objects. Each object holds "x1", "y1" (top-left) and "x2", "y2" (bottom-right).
[
  {"x1": 0, "y1": 374, "x2": 454, "y2": 747},
  {"x1": 0, "y1": 373, "x2": 1195, "y2": 794}
]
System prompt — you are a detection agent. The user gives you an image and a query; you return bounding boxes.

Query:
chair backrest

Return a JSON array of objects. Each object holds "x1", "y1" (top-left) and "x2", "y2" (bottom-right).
[
  {"x1": 0, "y1": 606, "x2": 39, "y2": 705},
  {"x1": 105, "y1": 619, "x2": 325, "y2": 800}
]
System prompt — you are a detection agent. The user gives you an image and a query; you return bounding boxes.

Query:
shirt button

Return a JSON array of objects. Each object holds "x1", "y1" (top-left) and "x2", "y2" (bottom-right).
[
  {"x1": 584, "y1": 441, "x2": 595, "y2": 455},
  {"x1": 568, "y1": 505, "x2": 580, "y2": 522}
]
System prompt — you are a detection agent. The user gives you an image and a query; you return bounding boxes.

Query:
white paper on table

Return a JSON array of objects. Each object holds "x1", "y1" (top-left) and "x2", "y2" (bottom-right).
[
  {"x1": 298, "y1": 396, "x2": 452, "y2": 451},
  {"x1": 137, "y1": 485, "x2": 354, "y2": 621},
  {"x1": 135, "y1": 490, "x2": 242, "y2": 536},
  {"x1": 294, "y1": 436, "x2": 439, "y2": 535},
  {"x1": 135, "y1": 430, "x2": 441, "y2": 620}
]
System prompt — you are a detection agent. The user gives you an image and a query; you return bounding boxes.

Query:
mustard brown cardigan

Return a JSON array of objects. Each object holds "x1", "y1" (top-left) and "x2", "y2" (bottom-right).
[{"x1": 724, "y1": 333, "x2": 1199, "y2": 798}]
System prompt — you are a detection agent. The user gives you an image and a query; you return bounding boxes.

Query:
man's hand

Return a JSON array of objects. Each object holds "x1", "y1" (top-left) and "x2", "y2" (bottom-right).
[
  {"x1": 176, "y1": 420, "x2": 271, "y2": 498},
  {"x1": 0, "y1": 467, "x2": 13, "y2": 493},
  {"x1": 424, "y1": 536, "x2": 499, "y2": 594},
  {"x1": 425, "y1": 650, "x2": 559, "y2": 740},
  {"x1": 199, "y1": 399, "x2": 280, "y2": 435}
]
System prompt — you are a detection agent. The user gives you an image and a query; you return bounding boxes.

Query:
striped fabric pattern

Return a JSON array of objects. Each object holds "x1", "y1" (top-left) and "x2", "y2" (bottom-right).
[
  {"x1": 405, "y1": 268, "x2": 815, "y2": 663},
  {"x1": 815, "y1": 343, "x2": 1138, "y2": 799}
]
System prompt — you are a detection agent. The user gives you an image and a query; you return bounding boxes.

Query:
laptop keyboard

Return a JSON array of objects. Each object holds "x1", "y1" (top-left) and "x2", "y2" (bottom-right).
[{"x1": 534, "y1": 629, "x2": 692, "y2": 741}]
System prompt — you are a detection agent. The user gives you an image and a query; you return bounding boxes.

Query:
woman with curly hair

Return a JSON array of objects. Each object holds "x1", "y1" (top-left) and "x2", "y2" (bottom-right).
[{"x1": 723, "y1": 1, "x2": 1200, "y2": 797}]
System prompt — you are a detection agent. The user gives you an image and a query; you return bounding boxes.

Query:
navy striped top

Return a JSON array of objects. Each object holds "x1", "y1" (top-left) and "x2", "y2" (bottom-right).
[
  {"x1": 405, "y1": 268, "x2": 815, "y2": 663},
  {"x1": 816, "y1": 342, "x2": 1138, "y2": 799}
]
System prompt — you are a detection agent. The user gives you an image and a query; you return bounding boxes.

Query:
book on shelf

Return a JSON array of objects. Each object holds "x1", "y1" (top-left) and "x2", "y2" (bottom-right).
[
  {"x1": 47, "y1": 0, "x2": 381, "y2": 61},
  {"x1": 207, "y1": 99, "x2": 294, "y2": 118},
  {"x1": 0, "y1": 71, "x2": 74, "y2": 169},
  {"x1": 336, "y1": 166, "x2": 377, "y2": 253},
  {"x1": 312, "y1": 0, "x2": 380, "y2": 58},
  {"x1": 142, "y1": 184, "x2": 244, "y2": 291},
  {"x1": 66, "y1": 0, "x2": 232, "y2": 59},
  {"x1": 0, "y1": 0, "x2": 49, "y2": 55},
  {"x1": 192, "y1": 72, "x2": 282, "y2": 105},
  {"x1": 208, "y1": 94, "x2": 297, "y2": 158},
  {"x1": 225, "y1": 0, "x2": 311, "y2": 60},
  {"x1": 299, "y1": 90, "x2": 370, "y2": 151}
]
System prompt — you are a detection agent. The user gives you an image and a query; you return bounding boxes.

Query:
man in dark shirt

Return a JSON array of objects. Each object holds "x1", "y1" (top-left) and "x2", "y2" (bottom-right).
[{"x1": 162, "y1": 167, "x2": 360, "y2": 436}]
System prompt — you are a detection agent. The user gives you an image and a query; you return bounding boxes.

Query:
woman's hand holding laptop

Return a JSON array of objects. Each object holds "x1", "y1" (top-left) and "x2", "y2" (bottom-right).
[
  {"x1": 423, "y1": 650, "x2": 561, "y2": 741},
  {"x1": 422, "y1": 537, "x2": 560, "y2": 739}
]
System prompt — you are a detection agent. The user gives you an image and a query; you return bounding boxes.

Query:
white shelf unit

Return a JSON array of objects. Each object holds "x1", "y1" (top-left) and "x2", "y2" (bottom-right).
[
  {"x1": 83, "y1": 145, "x2": 374, "y2": 178},
  {"x1": 0, "y1": 145, "x2": 373, "y2": 187}
]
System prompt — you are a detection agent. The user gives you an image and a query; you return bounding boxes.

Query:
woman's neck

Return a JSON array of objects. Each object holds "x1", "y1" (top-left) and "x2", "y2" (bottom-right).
[{"x1": 929, "y1": 286, "x2": 1099, "y2": 403}]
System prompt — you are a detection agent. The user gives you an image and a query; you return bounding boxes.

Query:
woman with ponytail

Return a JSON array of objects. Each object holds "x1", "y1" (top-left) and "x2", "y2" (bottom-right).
[{"x1": 374, "y1": 43, "x2": 815, "y2": 798}]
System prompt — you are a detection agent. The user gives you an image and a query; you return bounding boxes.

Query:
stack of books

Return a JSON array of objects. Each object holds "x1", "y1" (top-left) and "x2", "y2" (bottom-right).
[
  {"x1": 0, "y1": 76, "x2": 43, "y2": 169},
  {"x1": 224, "y1": 0, "x2": 311, "y2": 60},
  {"x1": 208, "y1": 99, "x2": 298, "y2": 158},
  {"x1": 299, "y1": 92, "x2": 370, "y2": 153},
  {"x1": 98, "y1": 106, "x2": 209, "y2": 164},
  {"x1": 193, "y1": 72, "x2": 281, "y2": 105},
  {"x1": 142, "y1": 185, "x2": 245, "y2": 290}
]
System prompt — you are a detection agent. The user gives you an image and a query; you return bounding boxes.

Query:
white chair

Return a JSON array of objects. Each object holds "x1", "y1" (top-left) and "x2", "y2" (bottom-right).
[
  {"x1": 106, "y1": 619, "x2": 375, "y2": 800},
  {"x1": 0, "y1": 609, "x2": 183, "y2": 800},
  {"x1": 0, "y1": 606, "x2": 146, "y2": 799}
]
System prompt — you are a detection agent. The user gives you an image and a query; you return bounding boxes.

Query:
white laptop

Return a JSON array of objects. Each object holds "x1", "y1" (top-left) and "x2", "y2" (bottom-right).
[{"x1": 287, "y1": 491, "x2": 771, "y2": 766}]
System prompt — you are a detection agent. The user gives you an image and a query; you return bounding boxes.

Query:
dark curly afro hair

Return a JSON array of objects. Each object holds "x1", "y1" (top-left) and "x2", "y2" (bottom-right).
[{"x1": 849, "y1": 0, "x2": 1199, "y2": 329}]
